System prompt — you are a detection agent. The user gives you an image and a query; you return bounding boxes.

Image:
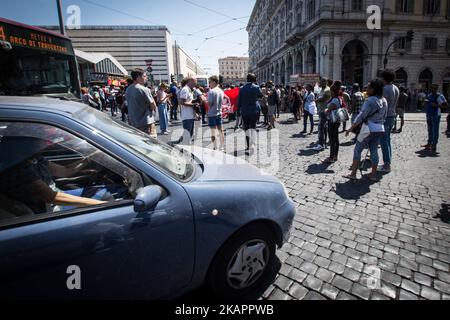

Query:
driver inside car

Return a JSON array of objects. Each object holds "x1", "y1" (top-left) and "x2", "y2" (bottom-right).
[{"x1": 0, "y1": 125, "x2": 113, "y2": 214}]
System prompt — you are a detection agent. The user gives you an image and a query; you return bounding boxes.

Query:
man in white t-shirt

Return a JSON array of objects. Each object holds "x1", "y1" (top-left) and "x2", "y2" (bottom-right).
[{"x1": 179, "y1": 77, "x2": 199, "y2": 145}]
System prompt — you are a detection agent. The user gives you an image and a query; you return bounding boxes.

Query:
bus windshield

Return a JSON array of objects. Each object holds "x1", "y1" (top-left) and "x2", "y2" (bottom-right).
[
  {"x1": 196, "y1": 77, "x2": 208, "y2": 88},
  {"x1": 0, "y1": 18, "x2": 80, "y2": 100}
]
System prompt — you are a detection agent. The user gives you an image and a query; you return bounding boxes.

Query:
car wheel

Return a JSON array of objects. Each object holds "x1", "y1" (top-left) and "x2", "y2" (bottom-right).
[{"x1": 207, "y1": 224, "x2": 276, "y2": 299}]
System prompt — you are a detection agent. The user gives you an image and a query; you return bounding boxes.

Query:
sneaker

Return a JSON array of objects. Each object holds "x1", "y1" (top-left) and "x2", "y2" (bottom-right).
[{"x1": 313, "y1": 144, "x2": 325, "y2": 151}]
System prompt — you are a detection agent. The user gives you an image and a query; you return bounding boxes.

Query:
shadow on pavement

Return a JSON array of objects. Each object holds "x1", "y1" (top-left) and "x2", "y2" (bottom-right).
[
  {"x1": 415, "y1": 149, "x2": 440, "y2": 158},
  {"x1": 434, "y1": 203, "x2": 450, "y2": 224},
  {"x1": 298, "y1": 149, "x2": 319, "y2": 157},
  {"x1": 178, "y1": 257, "x2": 281, "y2": 302},
  {"x1": 306, "y1": 163, "x2": 334, "y2": 175},
  {"x1": 340, "y1": 140, "x2": 356, "y2": 147},
  {"x1": 291, "y1": 133, "x2": 306, "y2": 138},
  {"x1": 334, "y1": 178, "x2": 382, "y2": 200}
]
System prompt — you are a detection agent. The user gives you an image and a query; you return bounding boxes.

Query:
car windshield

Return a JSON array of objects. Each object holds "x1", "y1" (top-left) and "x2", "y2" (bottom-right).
[{"x1": 75, "y1": 108, "x2": 195, "y2": 181}]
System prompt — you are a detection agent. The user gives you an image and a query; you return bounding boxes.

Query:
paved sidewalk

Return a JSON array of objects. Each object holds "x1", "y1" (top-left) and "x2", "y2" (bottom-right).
[{"x1": 154, "y1": 112, "x2": 449, "y2": 300}]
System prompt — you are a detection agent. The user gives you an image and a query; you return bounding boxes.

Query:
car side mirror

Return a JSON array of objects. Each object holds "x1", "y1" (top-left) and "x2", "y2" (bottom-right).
[{"x1": 134, "y1": 186, "x2": 163, "y2": 214}]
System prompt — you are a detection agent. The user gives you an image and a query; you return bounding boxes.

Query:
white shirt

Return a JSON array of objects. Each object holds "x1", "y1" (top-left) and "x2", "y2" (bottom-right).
[
  {"x1": 179, "y1": 85, "x2": 196, "y2": 120},
  {"x1": 305, "y1": 91, "x2": 317, "y2": 115}
]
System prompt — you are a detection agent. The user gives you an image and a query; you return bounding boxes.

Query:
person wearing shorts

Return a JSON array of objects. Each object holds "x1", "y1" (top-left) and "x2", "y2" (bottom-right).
[{"x1": 207, "y1": 76, "x2": 225, "y2": 151}]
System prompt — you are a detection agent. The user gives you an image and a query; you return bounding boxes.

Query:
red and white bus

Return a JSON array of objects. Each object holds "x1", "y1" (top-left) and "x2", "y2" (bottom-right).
[{"x1": 0, "y1": 17, "x2": 80, "y2": 100}]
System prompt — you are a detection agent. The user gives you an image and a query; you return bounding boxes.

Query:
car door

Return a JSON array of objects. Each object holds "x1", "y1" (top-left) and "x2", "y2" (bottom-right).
[{"x1": 0, "y1": 119, "x2": 195, "y2": 299}]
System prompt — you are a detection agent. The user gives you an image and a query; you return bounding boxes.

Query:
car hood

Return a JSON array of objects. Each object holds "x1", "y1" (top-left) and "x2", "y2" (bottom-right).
[{"x1": 179, "y1": 146, "x2": 280, "y2": 183}]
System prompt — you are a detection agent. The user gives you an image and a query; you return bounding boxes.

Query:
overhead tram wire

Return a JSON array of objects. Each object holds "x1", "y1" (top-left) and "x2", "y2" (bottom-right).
[
  {"x1": 188, "y1": 16, "x2": 250, "y2": 35},
  {"x1": 80, "y1": 0, "x2": 248, "y2": 47},
  {"x1": 80, "y1": 0, "x2": 197, "y2": 37},
  {"x1": 183, "y1": 0, "x2": 249, "y2": 24},
  {"x1": 80, "y1": 0, "x2": 249, "y2": 73}
]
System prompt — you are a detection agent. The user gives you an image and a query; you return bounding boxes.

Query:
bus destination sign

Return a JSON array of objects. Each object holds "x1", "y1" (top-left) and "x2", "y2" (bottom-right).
[{"x1": 0, "y1": 21, "x2": 73, "y2": 55}]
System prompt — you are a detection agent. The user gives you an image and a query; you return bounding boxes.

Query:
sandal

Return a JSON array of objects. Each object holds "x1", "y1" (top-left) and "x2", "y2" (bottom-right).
[{"x1": 343, "y1": 174, "x2": 358, "y2": 181}]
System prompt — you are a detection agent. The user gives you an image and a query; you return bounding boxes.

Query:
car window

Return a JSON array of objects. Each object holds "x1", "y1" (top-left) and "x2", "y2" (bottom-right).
[
  {"x1": 74, "y1": 108, "x2": 195, "y2": 181},
  {"x1": 0, "y1": 121, "x2": 144, "y2": 224}
]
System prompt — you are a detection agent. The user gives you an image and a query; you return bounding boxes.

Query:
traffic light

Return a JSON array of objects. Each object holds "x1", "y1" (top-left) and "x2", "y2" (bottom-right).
[
  {"x1": 219, "y1": 75, "x2": 224, "y2": 84},
  {"x1": 170, "y1": 74, "x2": 175, "y2": 83},
  {"x1": 406, "y1": 30, "x2": 414, "y2": 42},
  {"x1": 145, "y1": 59, "x2": 153, "y2": 73}
]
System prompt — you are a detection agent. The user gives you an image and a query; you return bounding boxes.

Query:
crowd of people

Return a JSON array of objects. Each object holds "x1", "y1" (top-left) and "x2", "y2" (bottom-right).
[{"x1": 80, "y1": 68, "x2": 449, "y2": 181}]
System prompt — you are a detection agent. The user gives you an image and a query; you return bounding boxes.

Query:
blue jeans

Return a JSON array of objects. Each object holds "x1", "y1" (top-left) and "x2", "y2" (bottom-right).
[
  {"x1": 380, "y1": 116, "x2": 395, "y2": 166},
  {"x1": 158, "y1": 103, "x2": 168, "y2": 133},
  {"x1": 427, "y1": 115, "x2": 441, "y2": 147},
  {"x1": 182, "y1": 119, "x2": 195, "y2": 145},
  {"x1": 354, "y1": 133, "x2": 383, "y2": 166},
  {"x1": 303, "y1": 110, "x2": 314, "y2": 133}
]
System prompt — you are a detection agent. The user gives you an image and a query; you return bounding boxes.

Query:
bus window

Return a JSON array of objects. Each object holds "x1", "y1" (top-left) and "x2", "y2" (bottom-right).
[{"x1": 0, "y1": 18, "x2": 80, "y2": 100}]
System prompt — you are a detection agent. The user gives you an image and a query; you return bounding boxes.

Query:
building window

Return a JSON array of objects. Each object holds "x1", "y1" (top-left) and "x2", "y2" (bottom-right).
[
  {"x1": 424, "y1": 37, "x2": 438, "y2": 51},
  {"x1": 395, "y1": 36, "x2": 412, "y2": 51},
  {"x1": 423, "y1": 0, "x2": 441, "y2": 15},
  {"x1": 307, "y1": 0, "x2": 316, "y2": 21},
  {"x1": 447, "y1": 0, "x2": 450, "y2": 18},
  {"x1": 352, "y1": 0, "x2": 363, "y2": 11},
  {"x1": 396, "y1": 0, "x2": 415, "y2": 13}
]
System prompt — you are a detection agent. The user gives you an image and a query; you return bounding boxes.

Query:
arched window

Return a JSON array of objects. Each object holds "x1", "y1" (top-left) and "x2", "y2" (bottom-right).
[
  {"x1": 419, "y1": 68, "x2": 433, "y2": 93},
  {"x1": 395, "y1": 68, "x2": 408, "y2": 87}
]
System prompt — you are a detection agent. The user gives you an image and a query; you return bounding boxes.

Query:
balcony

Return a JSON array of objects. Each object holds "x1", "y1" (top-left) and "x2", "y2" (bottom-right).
[
  {"x1": 286, "y1": 25, "x2": 303, "y2": 45},
  {"x1": 257, "y1": 52, "x2": 271, "y2": 67}
]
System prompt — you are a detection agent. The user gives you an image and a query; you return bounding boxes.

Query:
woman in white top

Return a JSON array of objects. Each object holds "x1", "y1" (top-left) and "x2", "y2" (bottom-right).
[{"x1": 301, "y1": 84, "x2": 316, "y2": 134}]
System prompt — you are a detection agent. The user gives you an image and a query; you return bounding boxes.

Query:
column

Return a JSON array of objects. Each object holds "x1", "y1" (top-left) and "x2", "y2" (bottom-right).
[
  {"x1": 316, "y1": 37, "x2": 320, "y2": 75},
  {"x1": 302, "y1": 48, "x2": 308, "y2": 74},
  {"x1": 321, "y1": 34, "x2": 331, "y2": 78},
  {"x1": 333, "y1": 34, "x2": 342, "y2": 81},
  {"x1": 371, "y1": 34, "x2": 380, "y2": 81}
]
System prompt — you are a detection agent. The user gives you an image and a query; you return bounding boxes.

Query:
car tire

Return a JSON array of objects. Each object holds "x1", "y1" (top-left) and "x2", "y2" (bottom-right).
[{"x1": 207, "y1": 224, "x2": 276, "y2": 299}]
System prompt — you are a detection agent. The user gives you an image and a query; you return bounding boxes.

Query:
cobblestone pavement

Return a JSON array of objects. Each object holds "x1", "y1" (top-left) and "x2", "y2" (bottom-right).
[{"x1": 160, "y1": 113, "x2": 450, "y2": 300}]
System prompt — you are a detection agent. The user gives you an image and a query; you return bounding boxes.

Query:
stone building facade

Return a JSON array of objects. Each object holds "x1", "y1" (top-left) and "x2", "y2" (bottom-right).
[
  {"x1": 219, "y1": 56, "x2": 250, "y2": 83},
  {"x1": 248, "y1": 0, "x2": 450, "y2": 97}
]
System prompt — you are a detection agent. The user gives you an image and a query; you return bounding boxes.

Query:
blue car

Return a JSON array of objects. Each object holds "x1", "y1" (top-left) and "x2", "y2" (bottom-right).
[{"x1": 0, "y1": 97, "x2": 295, "y2": 299}]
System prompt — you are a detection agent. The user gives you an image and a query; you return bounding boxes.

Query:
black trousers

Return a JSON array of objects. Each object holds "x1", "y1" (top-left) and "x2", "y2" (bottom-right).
[
  {"x1": 293, "y1": 103, "x2": 301, "y2": 121},
  {"x1": 243, "y1": 114, "x2": 259, "y2": 149},
  {"x1": 328, "y1": 122, "x2": 340, "y2": 159}
]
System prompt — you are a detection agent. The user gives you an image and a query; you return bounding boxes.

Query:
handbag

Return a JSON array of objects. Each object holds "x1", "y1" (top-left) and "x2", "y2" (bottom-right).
[
  {"x1": 336, "y1": 108, "x2": 350, "y2": 122},
  {"x1": 357, "y1": 122, "x2": 371, "y2": 143}
]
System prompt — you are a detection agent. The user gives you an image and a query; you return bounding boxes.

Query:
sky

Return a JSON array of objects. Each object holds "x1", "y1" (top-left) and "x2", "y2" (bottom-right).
[{"x1": 1, "y1": 0, "x2": 256, "y2": 75}]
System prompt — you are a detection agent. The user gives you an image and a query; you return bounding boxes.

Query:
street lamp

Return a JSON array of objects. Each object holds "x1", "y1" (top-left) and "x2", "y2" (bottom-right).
[{"x1": 384, "y1": 30, "x2": 414, "y2": 69}]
